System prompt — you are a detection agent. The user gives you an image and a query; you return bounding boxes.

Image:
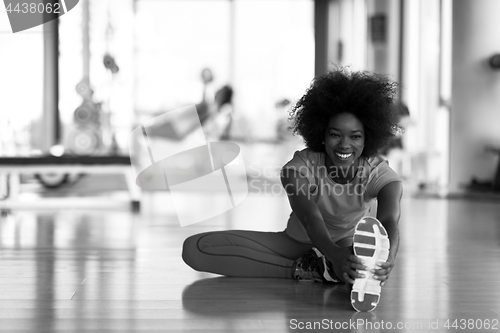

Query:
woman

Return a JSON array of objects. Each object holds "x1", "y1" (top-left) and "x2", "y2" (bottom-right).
[{"x1": 182, "y1": 67, "x2": 403, "y2": 312}]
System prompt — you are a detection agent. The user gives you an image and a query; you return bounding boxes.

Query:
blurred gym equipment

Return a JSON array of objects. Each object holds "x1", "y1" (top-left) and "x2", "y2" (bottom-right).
[{"x1": 0, "y1": 155, "x2": 140, "y2": 211}]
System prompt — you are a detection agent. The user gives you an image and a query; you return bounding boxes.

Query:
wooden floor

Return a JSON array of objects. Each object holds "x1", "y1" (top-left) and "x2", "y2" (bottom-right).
[{"x1": 1, "y1": 186, "x2": 500, "y2": 332}]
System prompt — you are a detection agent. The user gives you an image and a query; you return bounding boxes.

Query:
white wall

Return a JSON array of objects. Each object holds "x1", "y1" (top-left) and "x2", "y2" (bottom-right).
[
  {"x1": 450, "y1": 0, "x2": 500, "y2": 192},
  {"x1": 397, "y1": 0, "x2": 450, "y2": 191}
]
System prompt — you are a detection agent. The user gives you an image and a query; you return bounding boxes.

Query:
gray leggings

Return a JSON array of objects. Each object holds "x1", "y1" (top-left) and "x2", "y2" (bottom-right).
[{"x1": 182, "y1": 230, "x2": 314, "y2": 279}]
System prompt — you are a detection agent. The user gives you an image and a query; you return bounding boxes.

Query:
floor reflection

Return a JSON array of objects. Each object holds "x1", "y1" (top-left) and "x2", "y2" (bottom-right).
[
  {"x1": 182, "y1": 277, "x2": 354, "y2": 331},
  {"x1": 0, "y1": 195, "x2": 499, "y2": 331},
  {"x1": 35, "y1": 215, "x2": 56, "y2": 333}
]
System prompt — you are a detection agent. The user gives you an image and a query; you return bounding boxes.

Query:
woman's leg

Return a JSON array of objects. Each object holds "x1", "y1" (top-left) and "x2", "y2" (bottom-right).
[{"x1": 182, "y1": 230, "x2": 312, "y2": 279}]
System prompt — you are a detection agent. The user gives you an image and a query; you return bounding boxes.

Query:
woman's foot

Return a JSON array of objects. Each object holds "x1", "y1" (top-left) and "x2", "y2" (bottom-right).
[
  {"x1": 350, "y1": 217, "x2": 390, "y2": 312},
  {"x1": 293, "y1": 248, "x2": 340, "y2": 283}
]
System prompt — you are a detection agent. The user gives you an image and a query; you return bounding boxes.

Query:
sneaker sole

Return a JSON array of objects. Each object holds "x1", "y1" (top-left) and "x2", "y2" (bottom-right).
[{"x1": 350, "y1": 216, "x2": 390, "y2": 312}]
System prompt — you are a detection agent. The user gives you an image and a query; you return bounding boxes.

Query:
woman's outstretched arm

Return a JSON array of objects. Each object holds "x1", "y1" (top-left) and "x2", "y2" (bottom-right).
[{"x1": 373, "y1": 181, "x2": 403, "y2": 283}]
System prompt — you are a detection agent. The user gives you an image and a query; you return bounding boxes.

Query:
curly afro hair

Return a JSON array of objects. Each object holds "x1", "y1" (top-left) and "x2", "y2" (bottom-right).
[{"x1": 289, "y1": 67, "x2": 400, "y2": 157}]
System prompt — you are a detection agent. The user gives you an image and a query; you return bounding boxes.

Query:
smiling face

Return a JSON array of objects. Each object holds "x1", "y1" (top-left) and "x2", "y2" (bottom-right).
[{"x1": 324, "y1": 112, "x2": 365, "y2": 169}]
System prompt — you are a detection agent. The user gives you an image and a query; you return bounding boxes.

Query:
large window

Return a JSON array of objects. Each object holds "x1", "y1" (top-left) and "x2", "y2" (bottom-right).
[
  {"x1": 0, "y1": 9, "x2": 44, "y2": 155},
  {"x1": 59, "y1": 0, "x2": 314, "y2": 150}
]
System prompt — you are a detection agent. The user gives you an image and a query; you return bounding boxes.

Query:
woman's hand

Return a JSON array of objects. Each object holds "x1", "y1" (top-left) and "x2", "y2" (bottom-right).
[
  {"x1": 327, "y1": 247, "x2": 368, "y2": 284},
  {"x1": 372, "y1": 259, "x2": 395, "y2": 286},
  {"x1": 328, "y1": 250, "x2": 396, "y2": 285}
]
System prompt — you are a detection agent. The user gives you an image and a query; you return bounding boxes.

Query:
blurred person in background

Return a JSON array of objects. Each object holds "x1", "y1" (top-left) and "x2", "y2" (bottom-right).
[{"x1": 381, "y1": 100, "x2": 411, "y2": 179}]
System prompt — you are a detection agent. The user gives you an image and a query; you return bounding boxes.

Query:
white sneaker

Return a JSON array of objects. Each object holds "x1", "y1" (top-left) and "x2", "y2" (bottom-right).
[{"x1": 350, "y1": 217, "x2": 390, "y2": 312}]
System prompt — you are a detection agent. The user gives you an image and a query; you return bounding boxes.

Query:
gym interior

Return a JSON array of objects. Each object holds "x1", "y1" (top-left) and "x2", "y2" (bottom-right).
[{"x1": 1, "y1": 0, "x2": 500, "y2": 332}]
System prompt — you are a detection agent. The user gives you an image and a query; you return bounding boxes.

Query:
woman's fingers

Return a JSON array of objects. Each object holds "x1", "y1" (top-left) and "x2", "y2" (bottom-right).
[
  {"x1": 348, "y1": 254, "x2": 365, "y2": 265},
  {"x1": 351, "y1": 262, "x2": 368, "y2": 271},
  {"x1": 334, "y1": 261, "x2": 363, "y2": 283},
  {"x1": 342, "y1": 264, "x2": 365, "y2": 280},
  {"x1": 343, "y1": 272, "x2": 356, "y2": 284},
  {"x1": 334, "y1": 253, "x2": 394, "y2": 284},
  {"x1": 370, "y1": 261, "x2": 394, "y2": 283},
  {"x1": 347, "y1": 255, "x2": 368, "y2": 271},
  {"x1": 377, "y1": 261, "x2": 393, "y2": 269},
  {"x1": 373, "y1": 262, "x2": 393, "y2": 275},
  {"x1": 347, "y1": 260, "x2": 395, "y2": 284}
]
